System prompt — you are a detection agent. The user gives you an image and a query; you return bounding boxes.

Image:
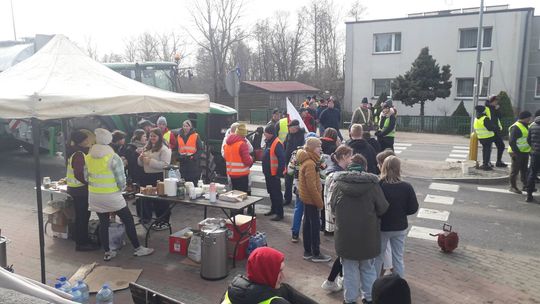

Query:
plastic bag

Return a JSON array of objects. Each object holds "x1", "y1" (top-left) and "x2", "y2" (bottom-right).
[
  {"x1": 109, "y1": 222, "x2": 125, "y2": 251},
  {"x1": 188, "y1": 233, "x2": 202, "y2": 263},
  {"x1": 247, "y1": 232, "x2": 267, "y2": 256}
]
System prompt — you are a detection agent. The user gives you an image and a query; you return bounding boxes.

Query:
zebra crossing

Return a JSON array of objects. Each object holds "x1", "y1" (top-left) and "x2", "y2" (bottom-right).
[
  {"x1": 393, "y1": 143, "x2": 411, "y2": 155},
  {"x1": 445, "y1": 145, "x2": 469, "y2": 163},
  {"x1": 408, "y1": 182, "x2": 458, "y2": 242}
]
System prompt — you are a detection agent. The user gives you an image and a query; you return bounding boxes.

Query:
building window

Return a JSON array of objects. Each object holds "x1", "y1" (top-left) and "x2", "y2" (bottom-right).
[
  {"x1": 536, "y1": 77, "x2": 540, "y2": 97},
  {"x1": 374, "y1": 33, "x2": 401, "y2": 53},
  {"x1": 373, "y1": 79, "x2": 392, "y2": 97},
  {"x1": 459, "y1": 27, "x2": 492, "y2": 49},
  {"x1": 456, "y1": 77, "x2": 489, "y2": 98}
]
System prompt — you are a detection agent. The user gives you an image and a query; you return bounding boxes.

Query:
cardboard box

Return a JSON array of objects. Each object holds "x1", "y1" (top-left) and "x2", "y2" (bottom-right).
[
  {"x1": 169, "y1": 227, "x2": 192, "y2": 256},
  {"x1": 227, "y1": 236, "x2": 249, "y2": 261},
  {"x1": 43, "y1": 205, "x2": 74, "y2": 226},
  {"x1": 225, "y1": 215, "x2": 256, "y2": 241},
  {"x1": 51, "y1": 224, "x2": 69, "y2": 239}
]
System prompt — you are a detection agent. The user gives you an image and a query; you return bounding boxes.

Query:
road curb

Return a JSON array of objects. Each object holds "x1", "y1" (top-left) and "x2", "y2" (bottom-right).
[{"x1": 405, "y1": 174, "x2": 509, "y2": 185}]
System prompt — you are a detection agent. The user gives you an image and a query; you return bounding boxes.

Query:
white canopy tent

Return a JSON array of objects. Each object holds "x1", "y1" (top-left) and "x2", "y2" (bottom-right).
[{"x1": 0, "y1": 34, "x2": 210, "y2": 283}]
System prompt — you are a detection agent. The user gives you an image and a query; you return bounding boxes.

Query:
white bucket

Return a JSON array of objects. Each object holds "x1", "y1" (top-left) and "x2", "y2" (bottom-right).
[{"x1": 461, "y1": 160, "x2": 476, "y2": 175}]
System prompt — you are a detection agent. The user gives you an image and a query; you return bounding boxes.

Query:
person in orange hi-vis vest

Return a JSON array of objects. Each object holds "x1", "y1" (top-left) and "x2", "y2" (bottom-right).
[
  {"x1": 156, "y1": 116, "x2": 177, "y2": 151},
  {"x1": 224, "y1": 123, "x2": 254, "y2": 215},
  {"x1": 176, "y1": 120, "x2": 204, "y2": 184},
  {"x1": 262, "y1": 124, "x2": 286, "y2": 221}
]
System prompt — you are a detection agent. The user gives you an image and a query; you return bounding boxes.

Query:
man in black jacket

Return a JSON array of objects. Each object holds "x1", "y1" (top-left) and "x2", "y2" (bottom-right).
[
  {"x1": 474, "y1": 106, "x2": 498, "y2": 171},
  {"x1": 319, "y1": 99, "x2": 343, "y2": 140},
  {"x1": 283, "y1": 120, "x2": 306, "y2": 206},
  {"x1": 346, "y1": 124, "x2": 379, "y2": 175},
  {"x1": 485, "y1": 95, "x2": 508, "y2": 167},
  {"x1": 525, "y1": 110, "x2": 540, "y2": 202},
  {"x1": 508, "y1": 111, "x2": 532, "y2": 194}
]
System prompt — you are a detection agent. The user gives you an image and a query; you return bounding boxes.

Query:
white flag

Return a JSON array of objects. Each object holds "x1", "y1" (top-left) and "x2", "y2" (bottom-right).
[{"x1": 286, "y1": 98, "x2": 308, "y2": 131}]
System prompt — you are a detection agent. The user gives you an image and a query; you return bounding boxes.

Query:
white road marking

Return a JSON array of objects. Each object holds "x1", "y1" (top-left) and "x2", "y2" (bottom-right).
[
  {"x1": 424, "y1": 194, "x2": 455, "y2": 205},
  {"x1": 445, "y1": 158, "x2": 463, "y2": 163},
  {"x1": 395, "y1": 143, "x2": 412, "y2": 147},
  {"x1": 393, "y1": 146, "x2": 407, "y2": 150},
  {"x1": 251, "y1": 165, "x2": 262, "y2": 172},
  {"x1": 417, "y1": 208, "x2": 450, "y2": 221},
  {"x1": 453, "y1": 146, "x2": 469, "y2": 150},
  {"x1": 449, "y1": 154, "x2": 467, "y2": 158},
  {"x1": 408, "y1": 226, "x2": 440, "y2": 241},
  {"x1": 450, "y1": 150, "x2": 469, "y2": 154},
  {"x1": 429, "y1": 183, "x2": 459, "y2": 192},
  {"x1": 477, "y1": 186, "x2": 513, "y2": 194},
  {"x1": 394, "y1": 150, "x2": 402, "y2": 154}
]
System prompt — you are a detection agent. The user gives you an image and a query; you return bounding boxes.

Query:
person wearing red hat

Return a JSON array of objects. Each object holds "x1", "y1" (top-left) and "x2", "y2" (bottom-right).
[{"x1": 221, "y1": 247, "x2": 318, "y2": 304}]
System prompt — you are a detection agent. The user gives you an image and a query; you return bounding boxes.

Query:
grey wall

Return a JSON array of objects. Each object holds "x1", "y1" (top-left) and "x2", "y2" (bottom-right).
[{"x1": 524, "y1": 16, "x2": 540, "y2": 113}]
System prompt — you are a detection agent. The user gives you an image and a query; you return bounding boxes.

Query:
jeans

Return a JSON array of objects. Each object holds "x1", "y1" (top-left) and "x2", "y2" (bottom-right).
[
  {"x1": 479, "y1": 138, "x2": 494, "y2": 166},
  {"x1": 284, "y1": 174, "x2": 294, "y2": 204},
  {"x1": 303, "y1": 204, "x2": 321, "y2": 256},
  {"x1": 291, "y1": 195, "x2": 304, "y2": 237},
  {"x1": 342, "y1": 258, "x2": 377, "y2": 302},
  {"x1": 97, "y1": 206, "x2": 141, "y2": 252},
  {"x1": 510, "y1": 153, "x2": 529, "y2": 189},
  {"x1": 526, "y1": 154, "x2": 540, "y2": 195},
  {"x1": 265, "y1": 174, "x2": 284, "y2": 217},
  {"x1": 374, "y1": 229, "x2": 407, "y2": 278}
]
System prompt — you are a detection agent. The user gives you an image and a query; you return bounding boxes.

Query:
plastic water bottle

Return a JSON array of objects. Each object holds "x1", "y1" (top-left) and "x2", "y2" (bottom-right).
[
  {"x1": 70, "y1": 287, "x2": 83, "y2": 303},
  {"x1": 57, "y1": 276, "x2": 71, "y2": 293},
  {"x1": 54, "y1": 282, "x2": 63, "y2": 291},
  {"x1": 74, "y1": 280, "x2": 90, "y2": 303},
  {"x1": 96, "y1": 284, "x2": 114, "y2": 304},
  {"x1": 169, "y1": 169, "x2": 176, "y2": 179}
]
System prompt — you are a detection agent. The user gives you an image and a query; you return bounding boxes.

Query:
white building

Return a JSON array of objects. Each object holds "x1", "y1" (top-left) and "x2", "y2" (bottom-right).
[{"x1": 344, "y1": 5, "x2": 540, "y2": 116}]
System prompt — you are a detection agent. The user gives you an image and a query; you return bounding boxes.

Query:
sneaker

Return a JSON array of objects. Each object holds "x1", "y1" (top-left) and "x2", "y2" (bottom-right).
[
  {"x1": 495, "y1": 162, "x2": 508, "y2": 168},
  {"x1": 311, "y1": 253, "x2": 332, "y2": 263},
  {"x1": 526, "y1": 195, "x2": 535, "y2": 203},
  {"x1": 103, "y1": 250, "x2": 117, "y2": 261},
  {"x1": 509, "y1": 187, "x2": 522, "y2": 194},
  {"x1": 152, "y1": 222, "x2": 170, "y2": 231},
  {"x1": 362, "y1": 299, "x2": 372, "y2": 304},
  {"x1": 336, "y1": 275, "x2": 343, "y2": 288},
  {"x1": 291, "y1": 235, "x2": 299, "y2": 243},
  {"x1": 134, "y1": 246, "x2": 154, "y2": 257},
  {"x1": 479, "y1": 164, "x2": 493, "y2": 171},
  {"x1": 303, "y1": 251, "x2": 313, "y2": 260},
  {"x1": 321, "y1": 279, "x2": 342, "y2": 292}
]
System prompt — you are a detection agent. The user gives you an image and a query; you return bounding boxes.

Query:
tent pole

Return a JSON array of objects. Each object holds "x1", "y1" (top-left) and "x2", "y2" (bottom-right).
[{"x1": 31, "y1": 118, "x2": 46, "y2": 284}]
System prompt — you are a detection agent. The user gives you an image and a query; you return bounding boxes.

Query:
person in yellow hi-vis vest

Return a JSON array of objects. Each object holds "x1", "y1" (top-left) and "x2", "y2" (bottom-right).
[
  {"x1": 220, "y1": 247, "x2": 318, "y2": 304},
  {"x1": 66, "y1": 130, "x2": 99, "y2": 252},
  {"x1": 276, "y1": 116, "x2": 289, "y2": 143},
  {"x1": 508, "y1": 111, "x2": 532, "y2": 194},
  {"x1": 85, "y1": 128, "x2": 154, "y2": 261},
  {"x1": 473, "y1": 106, "x2": 497, "y2": 171}
]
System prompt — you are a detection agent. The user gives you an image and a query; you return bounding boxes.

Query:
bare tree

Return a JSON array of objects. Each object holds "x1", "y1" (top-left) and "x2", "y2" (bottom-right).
[
  {"x1": 269, "y1": 11, "x2": 305, "y2": 80},
  {"x1": 188, "y1": 0, "x2": 247, "y2": 101},
  {"x1": 137, "y1": 32, "x2": 159, "y2": 61},
  {"x1": 157, "y1": 32, "x2": 186, "y2": 62},
  {"x1": 84, "y1": 36, "x2": 99, "y2": 61},
  {"x1": 252, "y1": 19, "x2": 275, "y2": 81},
  {"x1": 123, "y1": 37, "x2": 137, "y2": 62},
  {"x1": 348, "y1": 0, "x2": 366, "y2": 22}
]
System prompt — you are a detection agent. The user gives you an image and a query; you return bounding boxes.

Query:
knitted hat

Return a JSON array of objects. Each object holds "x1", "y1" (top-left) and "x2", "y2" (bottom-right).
[
  {"x1": 304, "y1": 137, "x2": 321, "y2": 152},
  {"x1": 519, "y1": 111, "x2": 532, "y2": 120},
  {"x1": 372, "y1": 274, "x2": 411, "y2": 304},
  {"x1": 138, "y1": 119, "x2": 153, "y2": 128},
  {"x1": 475, "y1": 105, "x2": 486, "y2": 113},
  {"x1": 383, "y1": 99, "x2": 393, "y2": 108},
  {"x1": 306, "y1": 132, "x2": 318, "y2": 138},
  {"x1": 157, "y1": 116, "x2": 167, "y2": 126},
  {"x1": 361, "y1": 97, "x2": 369, "y2": 104},
  {"x1": 288, "y1": 119, "x2": 300, "y2": 127},
  {"x1": 264, "y1": 124, "x2": 276, "y2": 135},
  {"x1": 94, "y1": 128, "x2": 112, "y2": 145},
  {"x1": 236, "y1": 123, "x2": 248, "y2": 137}
]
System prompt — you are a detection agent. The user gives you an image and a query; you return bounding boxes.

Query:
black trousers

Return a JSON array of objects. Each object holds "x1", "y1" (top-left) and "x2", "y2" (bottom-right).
[
  {"x1": 379, "y1": 136, "x2": 394, "y2": 151},
  {"x1": 139, "y1": 172, "x2": 170, "y2": 223},
  {"x1": 510, "y1": 153, "x2": 529, "y2": 188},
  {"x1": 231, "y1": 175, "x2": 253, "y2": 215},
  {"x1": 479, "y1": 137, "x2": 494, "y2": 166},
  {"x1": 493, "y1": 134, "x2": 505, "y2": 163},
  {"x1": 71, "y1": 193, "x2": 90, "y2": 246},
  {"x1": 265, "y1": 174, "x2": 283, "y2": 217},
  {"x1": 303, "y1": 204, "x2": 321, "y2": 256},
  {"x1": 526, "y1": 154, "x2": 540, "y2": 194},
  {"x1": 97, "y1": 206, "x2": 140, "y2": 252},
  {"x1": 284, "y1": 174, "x2": 294, "y2": 204},
  {"x1": 328, "y1": 258, "x2": 343, "y2": 281}
]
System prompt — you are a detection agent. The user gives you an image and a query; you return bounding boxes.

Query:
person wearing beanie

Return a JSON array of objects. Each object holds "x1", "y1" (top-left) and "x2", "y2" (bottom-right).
[
  {"x1": 508, "y1": 111, "x2": 532, "y2": 194},
  {"x1": 319, "y1": 99, "x2": 343, "y2": 140},
  {"x1": 85, "y1": 128, "x2": 154, "y2": 261},
  {"x1": 262, "y1": 124, "x2": 286, "y2": 221},
  {"x1": 474, "y1": 105, "x2": 497, "y2": 171},
  {"x1": 297, "y1": 137, "x2": 331, "y2": 263},
  {"x1": 525, "y1": 109, "x2": 540, "y2": 202},
  {"x1": 375, "y1": 102, "x2": 396, "y2": 151},
  {"x1": 223, "y1": 123, "x2": 254, "y2": 214},
  {"x1": 110, "y1": 130, "x2": 128, "y2": 166},
  {"x1": 221, "y1": 247, "x2": 318, "y2": 304},
  {"x1": 372, "y1": 274, "x2": 411, "y2": 304},
  {"x1": 176, "y1": 120, "x2": 204, "y2": 184},
  {"x1": 485, "y1": 95, "x2": 508, "y2": 168},
  {"x1": 66, "y1": 130, "x2": 99, "y2": 252},
  {"x1": 222, "y1": 122, "x2": 254, "y2": 157},
  {"x1": 124, "y1": 129, "x2": 147, "y2": 186},
  {"x1": 283, "y1": 119, "x2": 306, "y2": 207},
  {"x1": 300, "y1": 108, "x2": 316, "y2": 133},
  {"x1": 331, "y1": 154, "x2": 389, "y2": 304},
  {"x1": 351, "y1": 97, "x2": 374, "y2": 131},
  {"x1": 156, "y1": 116, "x2": 177, "y2": 150},
  {"x1": 347, "y1": 124, "x2": 379, "y2": 175},
  {"x1": 138, "y1": 119, "x2": 154, "y2": 134}
]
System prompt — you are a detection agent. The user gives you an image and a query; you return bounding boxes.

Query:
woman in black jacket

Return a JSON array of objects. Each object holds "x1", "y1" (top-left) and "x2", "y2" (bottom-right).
[{"x1": 374, "y1": 156, "x2": 418, "y2": 278}]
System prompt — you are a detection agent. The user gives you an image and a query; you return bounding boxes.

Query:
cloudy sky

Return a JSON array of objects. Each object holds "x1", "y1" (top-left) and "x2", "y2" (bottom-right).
[{"x1": 0, "y1": 0, "x2": 538, "y2": 59}]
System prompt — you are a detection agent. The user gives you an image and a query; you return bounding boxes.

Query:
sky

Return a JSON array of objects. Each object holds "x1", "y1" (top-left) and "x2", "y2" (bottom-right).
[{"x1": 0, "y1": 0, "x2": 538, "y2": 60}]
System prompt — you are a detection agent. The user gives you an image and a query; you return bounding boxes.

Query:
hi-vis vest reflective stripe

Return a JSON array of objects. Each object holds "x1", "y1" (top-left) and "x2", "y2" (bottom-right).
[
  {"x1": 474, "y1": 116, "x2": 495, "y2": 139},
  {"x1": 380, "y1": 116, "x2": 396, "y2": 138},
  {"x1": 485, "y1": 107, "x2": 503, "y2": 131},
  {"x1": 278, "y1": 118, "x2": 288, "y2": 142},
  {"x1": 269, "y1": 138, "x2": 281, "y2": 176},
  {"x1": 221, "y1": 291, "x2": 281, "y2": 304},
  {"x1": 66, "y1": 151, "x2": 85, "y2": 188},
  {"x1": 508, "y1": 121, "x2": 531, "y2": 153},
  {"x1": 85, "y1": 153, "x2": 120, "y2": 194},
  {"x1": 224, "y1": 141, "x2": 250, "y2": 177},
  {"x1": 163, "y1": 130, "x2": 172, "y2": 145},
  {"x1": 178, "y1": 133, "x2": 198, "y2": 155}
]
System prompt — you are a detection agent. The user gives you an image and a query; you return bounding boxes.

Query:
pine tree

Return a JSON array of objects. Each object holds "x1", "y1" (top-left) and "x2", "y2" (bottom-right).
[
  {"x1": 496, "y1": 91, "x2": 514, "y2": 118},
  {"x1": 392, "y1": 47, "x2": 453, "y2": 130},
  {"x1": 452, "y1": 100, "x2": 469, "y2": 117}
]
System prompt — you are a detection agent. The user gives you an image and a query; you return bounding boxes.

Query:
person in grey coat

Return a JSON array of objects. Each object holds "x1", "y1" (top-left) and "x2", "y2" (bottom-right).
[{"x1": 331, "y1": 154, "x2": 389, "y2": 304}]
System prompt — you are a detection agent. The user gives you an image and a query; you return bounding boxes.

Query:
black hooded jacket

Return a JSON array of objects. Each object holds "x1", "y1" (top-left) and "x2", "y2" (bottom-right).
[
  {"x1": 528, "y1": 116, "x2": 540, "y2": 155},
  {"x1": 224, "y1": 275, "x2": 290, "y2": 304},
  {"x1": 345, "y1": 139, "x2": 379, "y2": 174}
]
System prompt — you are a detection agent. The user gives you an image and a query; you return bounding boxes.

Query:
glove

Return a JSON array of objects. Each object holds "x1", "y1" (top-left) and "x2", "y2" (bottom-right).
[{"x1": 375, "y1": 131, "x2": 382, "y2": 137}]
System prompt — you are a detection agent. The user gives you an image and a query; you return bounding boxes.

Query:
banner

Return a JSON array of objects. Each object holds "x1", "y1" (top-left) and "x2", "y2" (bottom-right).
[{"x1": 286, "y1": 98, "x2": 308, "y2": 131}]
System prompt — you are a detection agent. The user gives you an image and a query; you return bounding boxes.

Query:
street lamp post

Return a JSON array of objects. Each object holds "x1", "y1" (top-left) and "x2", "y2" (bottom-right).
[{"x1": 469, "y1": 0, "x2": 484, "y2": 162}]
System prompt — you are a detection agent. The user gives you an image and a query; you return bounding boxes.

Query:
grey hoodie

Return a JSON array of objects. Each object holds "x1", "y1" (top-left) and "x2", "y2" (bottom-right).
[{"x1": 331, "y1": 171, "x2": 389, "y2": 260}]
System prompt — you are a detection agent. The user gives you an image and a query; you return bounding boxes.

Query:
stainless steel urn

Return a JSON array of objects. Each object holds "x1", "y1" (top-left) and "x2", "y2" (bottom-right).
[{"x1": 200, "y1": 227, "x2": 228, "y2": 280}]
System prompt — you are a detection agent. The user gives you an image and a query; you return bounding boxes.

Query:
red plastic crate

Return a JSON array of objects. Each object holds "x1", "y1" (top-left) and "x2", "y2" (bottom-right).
[
  {"x1": 169, "y1": 228, "x2": 192, "y2": 256},
  {"x1": 225, "y1": 215, "x2": 256, "y2": 241}
]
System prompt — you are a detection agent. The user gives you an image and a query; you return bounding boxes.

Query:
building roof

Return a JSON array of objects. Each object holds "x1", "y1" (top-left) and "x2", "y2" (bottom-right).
[{"x1": 243, "y1": 81, "x2": 319, "y2": 93}]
